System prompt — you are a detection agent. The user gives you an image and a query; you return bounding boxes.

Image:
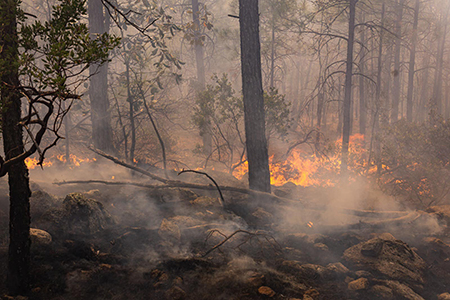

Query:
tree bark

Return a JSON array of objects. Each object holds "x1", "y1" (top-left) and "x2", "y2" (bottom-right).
[
  {"x1": 431, "y1": 6, "x2": 449, "y2": 119},
  {"x1": 192, "y1": 0, "x2": 211, "y2": 154},
  {"x1": 406, "y1": 0, "x2": 420, "y2": 122},
  {"x1": 391, "y1": 0, "x2": 405, "y2": 123},
  {"x1": 359, "y1": 12, "x2": 366, "y2": 135},
  {"x1": 239, "y1": 0, "x2": 271, "y2": 193},
  {"x1": 88, "y1": 0, "x2": 115, "y2": 154},
  {"x1": 0, "y1": 0, "x2": 31, "y2": 294},
  {"x1": 341, "y1": 0, "x2": 357, "y2": 177}
]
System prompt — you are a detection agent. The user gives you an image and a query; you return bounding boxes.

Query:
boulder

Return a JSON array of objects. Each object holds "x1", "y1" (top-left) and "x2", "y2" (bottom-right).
[
  {"x1": 383, "y1": 280, "x2": 424, "y2": 300},
  {"x1": 343, "y1": 237, "x2": 426, "y2": 284},
  {"x1": 370, "y1": 285, "x2": 394, "y2": 299},
  {"x1": 30, "y1": 228, "x2": 52, "y2": 246},
  {"x1": 30, "y1": 190, "x2": 58, "y2": 221},
  {"x1": 61, "y1": 193, "x2": 114, "y2": 236},
  {"x1": 438, "y1": 293, "x2": 450, "y2": 300},
  {"x1": 326, "y1": 262, "x2": 350, "y2": 278},
  {"x1": 348, "y1": 277, "x2": 369, "y2": 291},
  {"x1": 258, "y1": 286, "x2": 276, "y2": 297}
]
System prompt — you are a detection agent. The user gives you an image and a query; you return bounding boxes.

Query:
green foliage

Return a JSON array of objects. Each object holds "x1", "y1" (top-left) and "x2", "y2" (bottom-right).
[
  {"x1": 264, "y1": 87, "x2": 290, "y2": 139},
  {"x1": 378, "y1": 120, "x2": 450, "y2": 208},
  {"x1": 193, "y1": 73, "x2": 290, "y2": 168},
  {"x1": 19, "y1": 0, "x2": 120, "y2": 94}
]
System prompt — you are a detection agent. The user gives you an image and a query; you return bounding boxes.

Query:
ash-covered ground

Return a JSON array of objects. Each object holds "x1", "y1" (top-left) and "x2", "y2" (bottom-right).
[{"x1": 1, "y1": 161, "x2": 450, "y2": 300}]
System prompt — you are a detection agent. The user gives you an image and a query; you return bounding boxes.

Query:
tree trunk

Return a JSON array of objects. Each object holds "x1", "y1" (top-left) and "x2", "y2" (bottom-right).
[
  {"x1": 391, "y1": 0, "x2": 404, "y2": 123},
  {"x1": 359, "y1": 12, "x2": 366, "y2": 135},
  {"x1": 431, "y1": 6, "x2": 449, "y2": 119},
  {"x1": 239, "y1": 0, "x2": 271, "y2": 193},
  {"x1": 192, "y1": 0, "x2": 211, "y2": 154},
  {"x1": 0, "y1": 0, "x2": 31, "y2": 294},
  {"x1": 406, "y1": 0, "x2": 420, "y2": 122},
  {"x1": 269, "y1": 20, "x2": 276, "y2": 88},
  {"x1": 88, "y1": 0, "x2": 115, "y2": 154},
  {"x1": 374, "y1": 1, "x2": 385, "y2": 173},
  {"x1": 341, "y1": 0, "x2": 357, "y2": 177}
]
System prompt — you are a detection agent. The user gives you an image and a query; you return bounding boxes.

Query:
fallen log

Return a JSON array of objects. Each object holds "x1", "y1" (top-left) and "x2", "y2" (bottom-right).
[{"x1": 54, "y1": 179, "x2": 409, "y2": 219}]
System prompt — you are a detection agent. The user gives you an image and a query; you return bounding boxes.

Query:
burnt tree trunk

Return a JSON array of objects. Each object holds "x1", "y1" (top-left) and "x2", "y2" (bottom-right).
[
  {"x1": 0, "y1": 0, "x2": 31, "y2": 294},
  {"x1": 239, "y1": 0, "x2": 271, "y2": 193},
  {"x1": 341, "y1": 0, "x2": 357, "y2": 177},
  {"x1": 88, "y1": 0, "x2": 115, "y2": 154},
  {"x1": 406, "y1": 0, "x2": 420, "y2": 122}
]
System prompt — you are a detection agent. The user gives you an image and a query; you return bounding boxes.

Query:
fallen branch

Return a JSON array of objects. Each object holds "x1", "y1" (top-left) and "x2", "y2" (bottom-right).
[
  {"x1": 203, "y1": 229, "x2": 282, "y2": 257},
  {"x1": 178, "y1": 169, "x2": 225, "y2": 205},
  {"x1": 347, "y1": 211, "x2": 422, "y2": 230}
]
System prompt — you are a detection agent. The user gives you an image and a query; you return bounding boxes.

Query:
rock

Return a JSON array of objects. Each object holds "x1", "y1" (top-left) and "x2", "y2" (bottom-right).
[
  {"x1": 343, "y1": 237, "x2": 426, "y2": 284},
  {"x1": 326, "y1": 262, "x2": 350, "y2": 278},
  {"x1": 165, "y1": 286, "x2": 186, "y2": 300},
  {"x1": 298, "y1": 264, "x2": 328, "y2": 280},
  {"x1": 348, "y1": 277, "x2": 369, "y2": 291},
  {"x1": 258, "y1": 286, "x2": 276, "y2": 297},
  {"x1": 60, "y1": 193, "x2": 114, "y2": 236},
  {"x1": 252, "y1": 208, "x2": 274, "y2": 220},
  {"x1": 355, "y1": 270, "x2": 372, "y2": 278},
  {"x1": 427, "y1": 205, "x2": 450, "y2": 226},
  {"x1": 303, "y1": 289, "x2": 319, "y2": 300},
  {"x1": 383, "y1": 280, "x2": 424, "y2": 300},
  {"x1": 361, "y1": 238, "x2": 384, "y2": 257},
  {"x1": 438, "y1": 293, "x2": 450, "y2": 300},
  {"x1": 190, "y1": 196, "x2": 221, "y2": 207},
  {"x1": 63, "y1": 240, "x2": 98, "y2": 260},
  {"x1": 313, "y1": 243, "x2": 329, "y2": 253},
  {"x1": 244, "y1": 271, "x2": 265, "y2": 287},
  {"x1": 377, "y1": 233, "x2": 397, "y2": 241},
  {"x1": 370, "y1": 285, "x2": 394, "y2": 299},
  {"x1": 30, "y1": 190, "x2": 58, "y2": 220},
  {"x1": 158, "y1": 218, "x2": 181, "y2": 243},
  {"x1": 30, "y1": 228, "x2": 52, "y2": 246}
]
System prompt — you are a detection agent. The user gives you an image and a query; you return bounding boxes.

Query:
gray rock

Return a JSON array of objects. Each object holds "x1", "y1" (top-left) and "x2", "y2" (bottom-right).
[
  {"x1": 343, "y1": 237, "x2": 426, "y2": 284},
  {"x1": 61, "y1": 193, "x2": 115, "y2": 235}
]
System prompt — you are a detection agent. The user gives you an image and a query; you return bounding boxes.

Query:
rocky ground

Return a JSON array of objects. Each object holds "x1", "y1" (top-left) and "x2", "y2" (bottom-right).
[{"x1": 1, "y1": 171, "x2": 450, "y2": 300}]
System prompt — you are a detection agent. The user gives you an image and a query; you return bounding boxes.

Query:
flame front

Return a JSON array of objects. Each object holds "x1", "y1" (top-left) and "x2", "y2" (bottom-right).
[
  {"x1": 233, "y1": 134, "x2": 370, "y2": 187},
  {"x1": 25, "y1": 153, "x2": 96, "y2": 169}
]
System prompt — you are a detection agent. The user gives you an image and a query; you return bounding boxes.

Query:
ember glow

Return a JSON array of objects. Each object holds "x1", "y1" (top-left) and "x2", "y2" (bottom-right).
[{"x1": 233, "y1": 134, "x2": 370, "y2": 187}]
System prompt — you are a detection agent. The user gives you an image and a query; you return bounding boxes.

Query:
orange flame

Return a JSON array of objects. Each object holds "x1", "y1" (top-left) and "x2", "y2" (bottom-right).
[
  {"x1": 25, "y1": 153, "x2": 96, "y2": 169},
  {"x1": 233, "y1": 134, "x2": 370, "y2": 187}
]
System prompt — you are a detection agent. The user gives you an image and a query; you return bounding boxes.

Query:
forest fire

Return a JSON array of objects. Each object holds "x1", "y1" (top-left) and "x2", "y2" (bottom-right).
[
  {"x1": 25, "y1": 154, "x2": 96, "y2": 170},
  {"x1": 233, "y1": 134, "x2": 369, "y2": 187}
]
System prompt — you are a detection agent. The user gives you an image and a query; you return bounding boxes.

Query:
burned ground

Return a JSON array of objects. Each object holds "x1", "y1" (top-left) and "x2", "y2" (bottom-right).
[{"x1": 0, "y1": 167, "x2": 449, "y2": 300}]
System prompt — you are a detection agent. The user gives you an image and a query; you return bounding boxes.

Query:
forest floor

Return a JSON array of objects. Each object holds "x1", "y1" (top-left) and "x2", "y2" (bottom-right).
[{"x1": 1, "y1": 164, "x2": 450, "y2": 300}]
